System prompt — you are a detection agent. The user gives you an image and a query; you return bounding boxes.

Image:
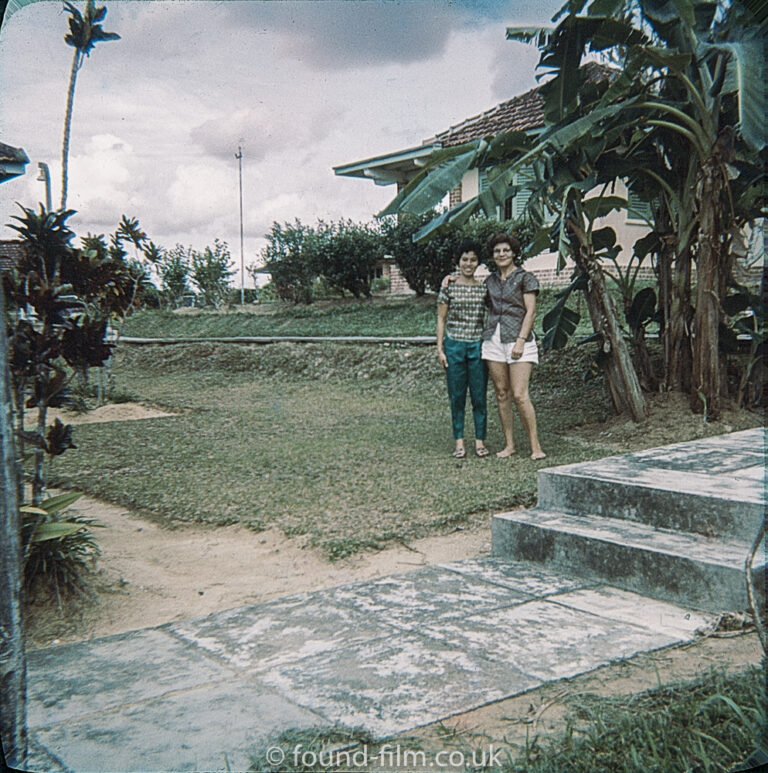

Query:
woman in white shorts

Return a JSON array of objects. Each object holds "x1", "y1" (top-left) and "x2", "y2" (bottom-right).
[{"x1": 481, "y1": 233, "x2": 546, "y2": 460}]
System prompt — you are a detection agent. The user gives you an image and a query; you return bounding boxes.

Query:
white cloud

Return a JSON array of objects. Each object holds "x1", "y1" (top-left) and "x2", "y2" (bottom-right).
[
  {"x1": 165, "y1": 162, "x2": 236, "y2": 231},
  {"x1": 0, "y1": 0, "x2": 561, "y2": 256}
]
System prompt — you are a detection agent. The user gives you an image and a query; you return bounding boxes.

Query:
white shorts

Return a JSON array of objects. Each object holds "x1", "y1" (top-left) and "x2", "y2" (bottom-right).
[{"x1": 482, "y1": 324, "x2": 539, "y2": 364}]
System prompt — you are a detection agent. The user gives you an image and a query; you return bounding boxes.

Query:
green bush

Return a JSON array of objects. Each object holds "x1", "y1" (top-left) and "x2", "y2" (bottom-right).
[
  {"x1": 371, "y1": 276, "x2": 391, "y2": 294},
  {"x1": 21, "y1": 492, "x2": 101, "y2": 606}
]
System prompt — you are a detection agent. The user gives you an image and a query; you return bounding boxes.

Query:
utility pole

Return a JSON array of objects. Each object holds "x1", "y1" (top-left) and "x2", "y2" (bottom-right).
[{"x1": 235, "y1": 146, "x2": 245, "y2": 305}]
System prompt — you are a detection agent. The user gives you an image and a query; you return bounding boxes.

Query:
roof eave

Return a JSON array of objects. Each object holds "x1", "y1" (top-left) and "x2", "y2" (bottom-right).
[{"x1": 334, "y1": 142, "x2": 443, "y2": 185}]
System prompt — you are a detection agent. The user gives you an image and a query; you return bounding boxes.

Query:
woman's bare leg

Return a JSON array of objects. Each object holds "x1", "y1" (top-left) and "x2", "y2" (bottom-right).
[
  {"x1": 509, "y1": 362, "x2": 546, "y2": 459},
  {"x1": 487, "y1": 360, "x2": 516, "y2": 457}
]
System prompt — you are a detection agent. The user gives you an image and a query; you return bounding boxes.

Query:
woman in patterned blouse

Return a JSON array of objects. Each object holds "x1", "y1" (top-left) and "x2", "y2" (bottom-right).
[
  {"x1": 482, "y1": 233, "x2": 546, "y2": 460},
  {"x1": 436, "y1": 240, "x2": 490, "y2": 459}
]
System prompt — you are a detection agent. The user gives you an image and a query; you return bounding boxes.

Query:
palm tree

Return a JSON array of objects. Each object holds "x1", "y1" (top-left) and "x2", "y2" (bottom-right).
[{"x1": 60, "y1": 0, "x2": 120, "y2": 209}]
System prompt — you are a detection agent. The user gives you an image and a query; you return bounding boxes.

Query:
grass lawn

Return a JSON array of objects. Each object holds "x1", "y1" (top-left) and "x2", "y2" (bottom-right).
[
  {"x1": 49, "y1": 325, "x2": 759, "y2": 558},
  {"x1": 50, "y1": 342, "x2": 612, "y2": 557},
  {"x1": 116, "y1": 288, "x2": 606, "y2": 340}
]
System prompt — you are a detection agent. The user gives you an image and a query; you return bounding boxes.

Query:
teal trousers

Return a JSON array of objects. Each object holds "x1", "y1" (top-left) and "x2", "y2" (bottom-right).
[{"x1": 444, "y1": 336, "x2": 488, "y2": 440}]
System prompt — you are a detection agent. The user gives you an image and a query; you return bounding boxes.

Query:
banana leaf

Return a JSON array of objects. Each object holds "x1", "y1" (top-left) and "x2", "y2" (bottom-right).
[
  {"x1": 582, "y1": 195, "x2": 627, "y2": 220},
  {"x1": 399, "y1": 148, "x2": 481, "y2": 215},
  {"x1": 543, "y1": 303, "x2": 580, "y2": 350},
  {"x1": 699, "y1": 36, "x2": 767, "y2": 151},
  {"x1": 412, "y1": 199, "x2": 478, "y2": 244}
]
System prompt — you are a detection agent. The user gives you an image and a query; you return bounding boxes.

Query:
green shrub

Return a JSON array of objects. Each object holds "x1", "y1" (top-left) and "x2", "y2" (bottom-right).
[{"x1": 21, "y1": 492, "x2": 101, "y2": 607}]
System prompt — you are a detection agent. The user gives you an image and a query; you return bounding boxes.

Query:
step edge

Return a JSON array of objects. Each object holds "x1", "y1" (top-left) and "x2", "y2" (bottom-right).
[
  {"x1": 537, "y1": 469, "x2": 765, "y2": 506},
  {"x1": 492, "y1": 510, "x2": 752, "y2": 567}
]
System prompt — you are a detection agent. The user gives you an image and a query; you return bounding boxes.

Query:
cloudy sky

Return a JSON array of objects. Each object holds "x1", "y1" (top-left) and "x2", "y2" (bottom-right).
[{"x1": 0, "y1": 0, "x2": 563, "y2": 283}]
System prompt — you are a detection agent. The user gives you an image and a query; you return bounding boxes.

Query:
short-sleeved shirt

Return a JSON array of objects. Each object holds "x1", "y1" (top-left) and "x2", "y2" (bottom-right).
[
  {"x1": 437, "y1": 282, "x2": 487, "y2": 342},
  {"x1": 482, "y1": 268, "x2": 539, "y2": 343}
]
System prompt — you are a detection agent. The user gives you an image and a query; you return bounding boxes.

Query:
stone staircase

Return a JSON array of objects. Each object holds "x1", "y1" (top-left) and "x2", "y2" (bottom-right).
[{"x1": 492, "y1": 428, "x2": 766, "y2": 613}]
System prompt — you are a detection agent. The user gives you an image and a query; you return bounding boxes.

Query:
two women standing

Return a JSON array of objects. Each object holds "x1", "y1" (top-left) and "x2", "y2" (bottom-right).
[{"x1": 436, "y1": 233, "x2": 546, "y2": 461}]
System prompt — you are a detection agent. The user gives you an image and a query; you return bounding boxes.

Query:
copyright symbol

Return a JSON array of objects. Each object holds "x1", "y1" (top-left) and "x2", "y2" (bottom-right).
[{"x1": 265, "y1": 746, "x2": 285, "y2": 766}]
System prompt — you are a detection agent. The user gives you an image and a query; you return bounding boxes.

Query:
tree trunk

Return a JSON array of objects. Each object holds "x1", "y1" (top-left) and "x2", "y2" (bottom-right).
[
  {"x1": 60, "y1": 50, "x2": 80, "y2": 210},
  {"x1": 0, "y1": 289, "x2": 27, "y2": 768},
  {"x1": 668, "y1": 243, "x2": 693, "y2": 392},
  {"x1": 691, "y1": 159, "x2": 725, "y2": 420},
  {"x1": 580, "y1": 254, "x2": 647, "y2": 421}
]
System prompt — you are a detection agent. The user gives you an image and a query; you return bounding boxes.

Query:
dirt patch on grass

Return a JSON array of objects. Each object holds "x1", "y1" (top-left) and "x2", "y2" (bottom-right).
[
  {"x1": 27, "y1": 402, "x2": 176, "y2": 426},
  {"x1": 564, "y1": 390, "x2": 762, "y2": 452},
  {"x1": 25, "y1": 493, "x2": 491, "y2": 649}
]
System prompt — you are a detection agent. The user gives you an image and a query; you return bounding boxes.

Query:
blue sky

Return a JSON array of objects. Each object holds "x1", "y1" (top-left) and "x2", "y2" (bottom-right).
[{"x1": 0, "y1": 0, "x2": 564, "y2": 277}]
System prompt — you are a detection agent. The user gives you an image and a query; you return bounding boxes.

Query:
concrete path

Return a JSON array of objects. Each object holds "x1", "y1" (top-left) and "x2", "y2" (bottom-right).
[
  {"x1": 25, "y1": 429, "x2": 765, "y2": 772},
  {"x1": 25, "y1": 559, "x2": 714, "y2": 772}
]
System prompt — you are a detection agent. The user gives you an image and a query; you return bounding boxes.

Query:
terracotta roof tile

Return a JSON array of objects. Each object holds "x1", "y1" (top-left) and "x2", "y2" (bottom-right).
[{"x1": 429, "y1": 62, "x2": 615, "y2": 147}]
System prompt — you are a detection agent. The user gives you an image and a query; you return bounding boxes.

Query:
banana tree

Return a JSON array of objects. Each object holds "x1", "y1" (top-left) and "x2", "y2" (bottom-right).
[
  {"x1": 386, "y1": 0, "x2": 764, "y2": 421},
  {"x1": 60, "y1": 0, "x2": 120, "y2": 209},
  {"x1": 379, "y1": 72, "x2": 650, "y2": 419}
]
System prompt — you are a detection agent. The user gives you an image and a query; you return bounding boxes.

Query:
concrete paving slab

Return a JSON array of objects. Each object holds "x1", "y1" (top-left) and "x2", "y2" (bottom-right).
[
  {"x1": 33, "y1": 679, "x2": 324, "y2": 773},
  {"x1": 327, "y1": 565, "x2": 530, "y2": 629},
  {"x1": 23, "y1": 739, "x2": 69, "y2": 773},
  {"x1": 254, "y1": 631, "x2": 542, "y2": 738},
  {"x1": 26, "y1": 628, "x2": 235, "y2": 728},
  {"x1": 550, "y1": 586, "x2": 715, "y2": 638},
  {"x1": 419, "y1": 600, "x2": 683, "y2": 683},
  {"x1": 439, "y1": 556, "x2": 598, "y2": 597},
  {"x1": 166, "y1": 590, "x2": 398, "y2": 672}
]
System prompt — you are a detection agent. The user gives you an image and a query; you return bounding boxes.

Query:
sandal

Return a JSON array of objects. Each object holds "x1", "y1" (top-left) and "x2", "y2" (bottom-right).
[
  {"x1": 475, "y1": 447, "x2": 490, "y2": 458},
  {"x1": 452, "y1": 448, "x2": 467, "y2": 459}
]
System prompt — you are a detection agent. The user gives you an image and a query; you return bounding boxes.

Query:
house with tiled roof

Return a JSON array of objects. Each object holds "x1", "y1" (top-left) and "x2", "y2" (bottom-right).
[
  {"x1": 335, "y1": 63, "x2": 652, "y2": 289},
  {"x1": 0, "y1": 142, "x2": 29, "y2": 184},
  {"x1": 0, "y1": 142, "x2": 29, "y2": 273},
  {"x1": 0, "y1": 240, "x2": 24, "y2": 273}
]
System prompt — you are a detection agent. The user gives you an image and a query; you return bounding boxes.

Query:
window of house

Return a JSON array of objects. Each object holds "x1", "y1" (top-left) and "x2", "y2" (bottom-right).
[
  {"x1": 627, "y1": 189, "x2": 654, "y2": 223},
  {"x1": 480, "y1": 165, "x2": 536, "y2": 221}
]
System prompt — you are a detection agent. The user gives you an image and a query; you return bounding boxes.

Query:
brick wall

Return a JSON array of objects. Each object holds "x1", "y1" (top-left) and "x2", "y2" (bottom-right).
[
  {"x1": 449, "y1": 184, "x2": 462, "y2": 208},
  {"x1": 528, "y1": 265, "x2": 660, "y2": 288}
]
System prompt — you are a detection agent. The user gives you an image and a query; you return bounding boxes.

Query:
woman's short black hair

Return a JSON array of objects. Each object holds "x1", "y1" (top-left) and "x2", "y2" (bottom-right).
[
  {"x1": 457, "y1": 238, "x2": 482, "y2": 259},
  {"x1": 487, "y1": 232, "x2": 522, "y2": 263}
]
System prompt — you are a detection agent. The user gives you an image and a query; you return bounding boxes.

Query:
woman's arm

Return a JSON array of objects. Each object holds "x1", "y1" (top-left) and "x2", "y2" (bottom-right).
[
  {"x1": 436, "y1": 303, "x2": 449, "y2": 368},
  {"x1": 511, "y1": 292, "x2": 537, "y2": 359}
]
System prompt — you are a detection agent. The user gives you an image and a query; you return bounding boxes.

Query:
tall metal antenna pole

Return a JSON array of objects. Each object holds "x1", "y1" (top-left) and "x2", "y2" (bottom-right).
[{"x1": 235, "y1": 146, "x2": 245, "y2": 305}]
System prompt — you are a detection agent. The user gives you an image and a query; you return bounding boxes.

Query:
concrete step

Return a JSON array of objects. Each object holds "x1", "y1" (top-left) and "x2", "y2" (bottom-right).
[
  {"x1": 536, "y1": 430, "x2": 765, "y2": 541},
  {"x1": 492, "y1": 508, "x2": 761, "y2": 613}
]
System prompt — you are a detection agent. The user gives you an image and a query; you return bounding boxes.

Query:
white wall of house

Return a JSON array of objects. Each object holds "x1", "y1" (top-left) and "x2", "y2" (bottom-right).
[
  {"x1": 451, "y1": 172, "x2": 654, "y2": 286},
  {"x1": 461, "y1": 168, "x2": 480, "y2": 201}
]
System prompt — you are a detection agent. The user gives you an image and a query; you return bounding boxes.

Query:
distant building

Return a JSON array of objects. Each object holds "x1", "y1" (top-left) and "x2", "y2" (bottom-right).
[
  {"x1": 0, "y1": 240, "x2": 25, "y2": 273},
  {"x1": 335, "y1": 63, "x2": 654, "y2": 291},
  {"x1": 1, "y1": 142, "x2": 29, "y2": 274},
  {"x1": 0, "y1": 142, "x2": 29, "y2": 184}
]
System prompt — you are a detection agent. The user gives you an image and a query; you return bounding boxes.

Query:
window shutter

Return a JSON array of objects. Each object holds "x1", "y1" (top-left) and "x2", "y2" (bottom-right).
[
  {"x1": 627, "y1": 189, "x2": 654, "y2": 222},
  {"x1": 512, "y1": 166, "x2": 534, "y2": 219}
]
